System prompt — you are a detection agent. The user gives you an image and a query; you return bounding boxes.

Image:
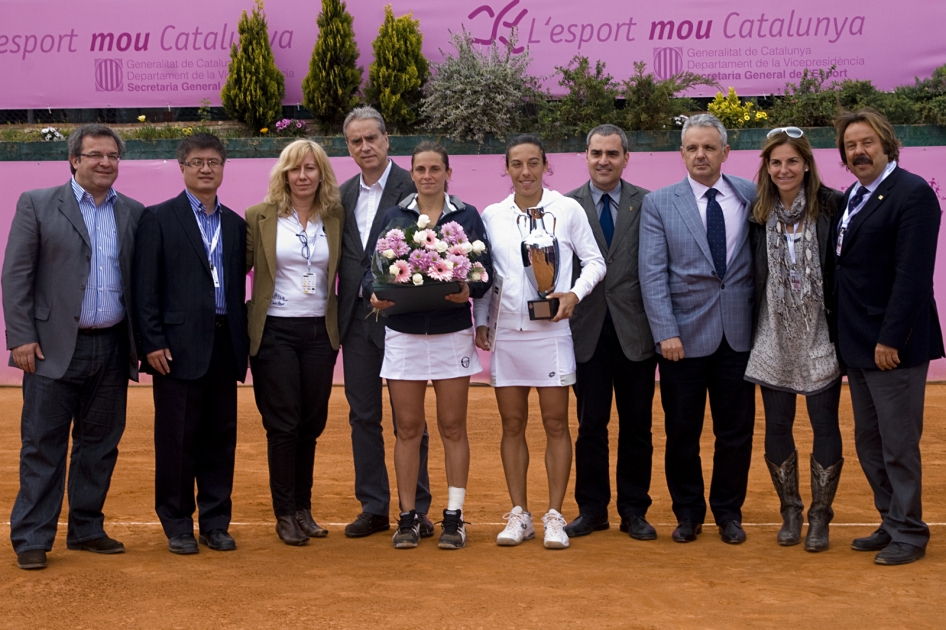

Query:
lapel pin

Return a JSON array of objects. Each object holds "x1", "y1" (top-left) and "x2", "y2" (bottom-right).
[{"x1": 878, "y1": 195, "x2": 884, "y2": 200}]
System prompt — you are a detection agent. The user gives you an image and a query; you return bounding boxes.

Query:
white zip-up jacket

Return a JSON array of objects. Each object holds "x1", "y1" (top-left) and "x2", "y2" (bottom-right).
[{"x1": 474, "y1": 189, "x2": 605, "y2": 334}]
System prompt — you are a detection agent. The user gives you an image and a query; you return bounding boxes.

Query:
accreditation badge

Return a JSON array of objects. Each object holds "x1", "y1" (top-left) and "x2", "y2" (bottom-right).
[{"x1": 302, "y1": 273, "x2": 317, "y2": 295}]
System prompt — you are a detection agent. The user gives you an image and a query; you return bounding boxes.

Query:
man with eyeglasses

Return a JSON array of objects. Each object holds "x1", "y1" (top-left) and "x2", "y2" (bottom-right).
[
  {"x1": 831, "y1": 109, "x2": 944, "y2": 565},
  {"x1": 3, "y1": 124, "x2": 144, "y2": 570},
  {"x1": 134, "y1": 133, "x2": 249, "y2": 556}
]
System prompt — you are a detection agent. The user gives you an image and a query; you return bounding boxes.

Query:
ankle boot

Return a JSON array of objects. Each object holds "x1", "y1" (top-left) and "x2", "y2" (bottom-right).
[
  {"x1": 764, "y1": 450, "x2": 804, "y2": 546},
  {"x1": 276, "y1": 515, "x2": 309, "y2": 546},
  {"x1": 805, "y1": 454, "x2": 843, "y2": 553}
]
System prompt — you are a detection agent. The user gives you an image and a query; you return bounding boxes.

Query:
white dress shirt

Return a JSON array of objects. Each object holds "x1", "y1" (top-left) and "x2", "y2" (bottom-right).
[
  {"x1": 687, "y1": 174, "x2": 746, "y2": 266},
  {"x1": 355, "y1": 159, "x2": 393, "y2": 248}
]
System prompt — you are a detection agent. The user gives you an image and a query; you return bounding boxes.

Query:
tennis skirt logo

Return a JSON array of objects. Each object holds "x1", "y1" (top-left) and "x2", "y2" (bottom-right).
[
  {"x1": 652, "y1": 47, "x2": 683, "y2": 80},
  {"x1": 95, "y1": 59, "x2": 124, "y2": 92}
]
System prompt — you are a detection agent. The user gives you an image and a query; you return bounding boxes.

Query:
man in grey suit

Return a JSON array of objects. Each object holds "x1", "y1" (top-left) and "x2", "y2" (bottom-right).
[
  {"x1": 336, "y1": 106, "x2": 432, "y2": 538},
  {"x1": 2, "y1": 124, "x2": 144, "y2": 570},
  {"x1": 563, "y1": 125, "x2": 658, "y2": 541},
  {"x1": 639, "y1": 114, "x2": 756, "y2": 545}
]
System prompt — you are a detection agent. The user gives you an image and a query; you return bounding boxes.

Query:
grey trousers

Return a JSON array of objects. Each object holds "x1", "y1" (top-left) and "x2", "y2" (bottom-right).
[{"x1": 847, "y1": 362, "x2": 930, "y2": 549}]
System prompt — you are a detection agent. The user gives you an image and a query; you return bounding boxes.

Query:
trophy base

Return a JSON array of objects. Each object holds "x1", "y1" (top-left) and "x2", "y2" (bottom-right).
[{"x1": 527, "y1": 298, "x2": 560, "y2": 321}]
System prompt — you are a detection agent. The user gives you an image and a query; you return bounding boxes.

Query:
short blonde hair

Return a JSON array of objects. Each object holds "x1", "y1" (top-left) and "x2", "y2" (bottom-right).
[{"x1": 265, "y1": 139, "x2": 342, "y2": 219}]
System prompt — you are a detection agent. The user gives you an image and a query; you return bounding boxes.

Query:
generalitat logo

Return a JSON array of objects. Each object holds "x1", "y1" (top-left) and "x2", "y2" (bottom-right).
[
  {"x1": 468, "y1": 0, "x2": 528, "y2": 53},
  {"x1": 95, "y1": 58, "x2": 124, "y2": 92},
  {"x1": 652, "y1": 47, "x2": 683, "y2": 80}
]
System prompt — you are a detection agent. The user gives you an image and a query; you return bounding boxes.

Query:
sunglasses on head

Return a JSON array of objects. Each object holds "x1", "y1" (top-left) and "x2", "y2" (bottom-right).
[{"x1": 766, "y1": 126, "x2": 804, "y2": 139}]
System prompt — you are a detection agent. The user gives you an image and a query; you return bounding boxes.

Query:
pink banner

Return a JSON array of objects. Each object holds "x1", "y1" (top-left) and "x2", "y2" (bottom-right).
[
  {"x1": 1, "y1": 147, "x2": 945, "y2": 384},
  {"x1": 1, "y1": 0, "x2": 944, "y2": 109}
]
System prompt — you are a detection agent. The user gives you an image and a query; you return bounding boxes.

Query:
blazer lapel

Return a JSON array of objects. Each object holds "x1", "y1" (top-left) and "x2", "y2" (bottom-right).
[
  {"x1": 609, "y1": 181, "x2": 642, "y2": 252},
  {"x1": 259, "y1": 206, "x2": 277, "y2": 282},
  {"x1": 324, "y1": 211, "x2": 341, "y2": 289},
  {"x1": 113, "y1": 194, "x2": 131, "y2": 253},
  {"x1": 58, "y1": 182, "x2": 91, "y2": 248},
  {"x1": 844, "y1": 168, "x2": 898, "y2": 247},
  {"x1": 172, "y1": 192, "x2": 212, "y2": 275},
  {"x1": 722, "y1": 174, "x2": 751, "y2": 259},
  {"x1": 673, "y1": 179, "x2": 714, "y2": 266},
  {"x1": 221, "y1": 207, "x2": 241, "y2": 286}
]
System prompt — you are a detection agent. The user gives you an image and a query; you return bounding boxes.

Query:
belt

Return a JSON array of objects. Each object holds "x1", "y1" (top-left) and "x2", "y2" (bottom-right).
[
  {"x1": 215, "y1": 315, "x2": 229, "y2": 328},
  {"x1": 78, "y1": 322, "x2": 124, "y2": 335}
]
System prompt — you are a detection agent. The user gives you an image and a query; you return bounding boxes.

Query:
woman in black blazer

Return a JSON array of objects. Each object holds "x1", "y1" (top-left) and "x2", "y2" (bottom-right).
[{"x1": 745, "y1": 127, "x2": 844, "y2": 552}]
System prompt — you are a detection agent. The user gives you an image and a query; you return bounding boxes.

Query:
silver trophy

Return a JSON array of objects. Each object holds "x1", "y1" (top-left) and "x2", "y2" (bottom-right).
[{"x1": 517, "y1": 206, "x2": 560, "y2": 320}]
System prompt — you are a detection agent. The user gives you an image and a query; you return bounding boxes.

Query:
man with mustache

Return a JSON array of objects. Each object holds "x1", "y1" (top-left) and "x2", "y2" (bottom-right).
[
  {"x1": 639, "y1": 114, "x2": 757, "y2": 545},
  {"x1": 831, "y1": 108, "x2": 944, "y2": 565}
]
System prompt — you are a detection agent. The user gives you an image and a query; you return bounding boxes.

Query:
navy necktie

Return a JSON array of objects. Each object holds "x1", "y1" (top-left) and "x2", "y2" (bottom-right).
[
  {"x1": 600, "y1": 193, "x2": 614, "y2": 248},
  {"x1": 848, "y1": 185, "x2": 870, "y2": 214},
  {"x1": 705, "y1": 188, "x2": 726, "y2": 278}
]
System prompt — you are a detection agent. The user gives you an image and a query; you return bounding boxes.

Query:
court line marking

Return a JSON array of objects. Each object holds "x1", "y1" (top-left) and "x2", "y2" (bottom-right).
[{"x1": 3, "y1": 522, "x2": 946, "y2": 528}]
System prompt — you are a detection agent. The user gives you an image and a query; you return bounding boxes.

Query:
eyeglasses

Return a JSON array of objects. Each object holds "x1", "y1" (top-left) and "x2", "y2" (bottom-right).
[
  {"x1": 296, "y1": 231, "x2": 311, "y2": 261},
  {"x1": 181, "y1": 158, "x2": 224, "y2": 169},
  {"x1": 766, "y1": 127, "x2": 804, "y2": 139},
  {"x1": 79, "y1": 152, "x2": 120, "y2": 163}
]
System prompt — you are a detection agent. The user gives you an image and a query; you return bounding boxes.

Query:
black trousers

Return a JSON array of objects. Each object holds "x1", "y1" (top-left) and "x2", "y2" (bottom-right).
[
  {"x1": 848, "y1": 363, "x2": 930, "y2": 549},
  {"x1": 250, "y1": 316, "x2": 338, "y2": 517},
  {"x1": 658, "y1": 336, "x2": 755, "y2": 525},
  {"x1": 342, "y1": 315, "x2": 431, "y2": 517},
  {"x1": 761, "y1": 381, "x2": 842, "y2": 467},
  {"x1": 153, "y1": 319, "x2": 238, "y2": 538},
  {"x1": 10, "y1": 325, "x2": 127, "y2": 553},
  {"x1": 573, "y1": 316, "x2": 657, "y2": 520}
]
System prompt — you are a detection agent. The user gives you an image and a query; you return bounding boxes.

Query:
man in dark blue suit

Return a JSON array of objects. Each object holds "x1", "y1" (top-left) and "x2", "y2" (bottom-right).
[
  {"x1": 831, "y1": 109, "x2": 944, "y2": 565},
  {"x1": 134, "y1": 133, "x2": 249, "y2": 555}
]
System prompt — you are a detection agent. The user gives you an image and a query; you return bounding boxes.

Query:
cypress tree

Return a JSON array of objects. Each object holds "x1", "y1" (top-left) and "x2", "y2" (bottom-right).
[
  {"x1": 364, "y1": 5, "x2": 429, "y2": 131},
  {"x1": 220, "y1": 0, "x2": 285, "y2": 134},
  {"x1": 302, "y1": 0, "x2": 363, "y2": 133}
]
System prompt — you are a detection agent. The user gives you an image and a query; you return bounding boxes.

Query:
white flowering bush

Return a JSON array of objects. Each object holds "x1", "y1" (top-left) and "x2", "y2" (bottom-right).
[
  {"x1": 421, "y1": 28, "x2": 545, "y2": 143},
  {"x1": 40, "y1": 127, "x2": 65, "y2": 141}
]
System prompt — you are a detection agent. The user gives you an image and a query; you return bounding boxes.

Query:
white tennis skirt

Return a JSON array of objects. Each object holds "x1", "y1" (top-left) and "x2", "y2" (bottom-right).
[
  {"x1": 381, "y1": 328, "x2": 482, "y2": 381},
  {"x1": 489, "y1": 328, "x2": 576, "y2": 388}
]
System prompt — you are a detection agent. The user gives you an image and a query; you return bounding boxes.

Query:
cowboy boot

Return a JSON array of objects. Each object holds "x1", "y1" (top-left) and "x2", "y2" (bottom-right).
[
  {"x1": 805, "y1": 454, "x2": 843, "y2": 553},
  {"x1": 764, "y1": 450, "x2": 804, "y2": 546}
]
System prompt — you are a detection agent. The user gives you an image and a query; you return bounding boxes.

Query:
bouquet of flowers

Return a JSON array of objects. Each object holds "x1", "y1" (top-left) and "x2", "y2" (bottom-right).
[{"x1": 372, "y1": 214, "x2": 488, "y2": 287}]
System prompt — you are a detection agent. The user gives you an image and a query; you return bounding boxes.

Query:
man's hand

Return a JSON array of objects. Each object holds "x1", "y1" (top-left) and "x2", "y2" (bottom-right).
[
  {"x1": 548, "y1": 291, "x2": 579, "y2": 322},
  {"x1": 369, "y1": 293, "x2": 395, "y2": 311},
  {"x1": 147, "y1": 348, "x2": 173, "y2": 375},
  {"x1": 12, "y1": 343, "x2": 44, "y2": 373},
  {"x1": 445, "y1": 282, "x2": 471, "y2": 303},
  {"x1": 660, "y1": 337, "x2": 685, "y2": 362},
  {"x1": 475, "y1": 326, "x2": 491, "y2": 351},
  {"x1": 874, "y1": 343, "x2": 900, "y2": 371}
]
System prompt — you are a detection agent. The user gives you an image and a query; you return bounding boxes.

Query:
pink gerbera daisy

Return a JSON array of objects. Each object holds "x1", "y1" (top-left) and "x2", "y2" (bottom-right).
[
  {"x1": 427, "y1": 259, "x2": 455, "y2": 282},
  {"x1": 440, "y1": 221, "x2": 467, "y2": 245},
  {"x1": 448, "y1": 254, "x2": 471, "y2": 281},
  {"x1": 389, "y1": 259, "x2": 411, "y2": 283}
]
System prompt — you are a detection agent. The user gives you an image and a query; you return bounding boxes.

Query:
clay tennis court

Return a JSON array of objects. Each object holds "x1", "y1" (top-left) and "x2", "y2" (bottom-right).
[{"x1": 1, "y1": 382, "x2": 944, "y2": 628}]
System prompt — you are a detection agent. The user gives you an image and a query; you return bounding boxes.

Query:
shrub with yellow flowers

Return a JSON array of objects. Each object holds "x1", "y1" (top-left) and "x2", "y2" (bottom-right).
[{"x1": 708, "y1": 87, "x2": 768, "y2": 128}]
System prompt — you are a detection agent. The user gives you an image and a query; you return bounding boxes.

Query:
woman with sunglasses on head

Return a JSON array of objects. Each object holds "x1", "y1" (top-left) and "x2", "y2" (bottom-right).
[
  {"x1": 245, "y1": 139, "x2": 345, "y2": 546},
  {"x1": 744, "y1": 127, "x2": 845, "y2": 551},
  {"x1": 473, "y1": 134, "x2": 606, "y2": 550},
  {"x1": 365, "y1": 141, "x2": 493, "y2": 550}
]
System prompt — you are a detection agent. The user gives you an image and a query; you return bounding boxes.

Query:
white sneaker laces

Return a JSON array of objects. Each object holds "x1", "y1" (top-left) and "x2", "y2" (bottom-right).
[
  {"x1": 543, "y1": 512, "x2": 565, "y2": 534},
  {"x1": 502, "y1": 511, "x2": 523, "y2": 533}
]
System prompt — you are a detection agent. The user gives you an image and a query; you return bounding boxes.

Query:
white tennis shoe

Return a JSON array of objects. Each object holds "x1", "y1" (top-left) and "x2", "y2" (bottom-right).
[
  {"x1": 542, "y1": 509, "x2": 569, "y2": 549},
  {"x1": 496, "y1": 506, "x2": 535, "y2": 546}
]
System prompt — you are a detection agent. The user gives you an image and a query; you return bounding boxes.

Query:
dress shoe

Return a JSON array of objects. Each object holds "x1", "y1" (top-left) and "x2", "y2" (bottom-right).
[
  {"x1": 66, "y1": 535, "x2": 125, "y2": 554},
  {"x1": 168, "y1": 534, "x2": 199, "y2": 555},
  {"x1": 620, "y1": 514, "x2": 657, "y2": 541},
  {"x1": 563, "y1": 513, "x2": 610, "y2": 538},
  {"x1": 199, "y1": 529, "x2": 236, "y2": 551},
  {"x1": 17, "y1": 549, "x2": 47, "y2": 570},
  {"x1": 417, "y1": 512, "x2": 435, "y2": 538},
  {"x1": 276, "y1": 515, "x2": 309, "y2": 546},
  {"x1": 672, "y1": 520, "x2": 702, "y2": 543},
  {"x1": 344, "y1": 512, "x2": 391, "y2": 538},
  {"x1": 852, "y1": 527, "x2": 892, "y2": 551},
  {"x1": 295, "y1": 509, "x2": 328, "y2": 538},
  {"x1": 719, "y1": 520, "x2": 747, "y2": 544},
  {"x1": 874, "y1": 542, "x2": 925, "y2": 566}
]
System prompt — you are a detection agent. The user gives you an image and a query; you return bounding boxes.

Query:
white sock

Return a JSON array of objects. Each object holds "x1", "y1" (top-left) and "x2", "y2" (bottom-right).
[{"x1": 447, "y1": 486, "x2": 466, "y2": 511}]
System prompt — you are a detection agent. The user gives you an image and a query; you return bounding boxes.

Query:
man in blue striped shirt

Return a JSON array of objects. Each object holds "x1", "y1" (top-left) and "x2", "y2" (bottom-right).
[
  {"x1": 134, "y1": 133, "x2": 249, "y2": 556},
  {"x1": 2, "y1": 124, "x2": 145, "y2": 570}
]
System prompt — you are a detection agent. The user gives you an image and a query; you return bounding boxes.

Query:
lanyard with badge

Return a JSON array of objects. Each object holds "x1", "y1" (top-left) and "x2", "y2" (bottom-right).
[
  {"x1": 295, "y1": 214, "x2": 320, "y2": 294},
  {"x1": 196, "y1": 212, "x2": 221, "y2": 288},
  {"x1": 783, "y1": 220, "x2": 806, "y2": 293}
]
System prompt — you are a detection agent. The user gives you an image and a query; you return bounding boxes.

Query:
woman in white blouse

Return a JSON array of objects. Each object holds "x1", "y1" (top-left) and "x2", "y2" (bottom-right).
[
  {"x1": 245, "y1": 139, "x2": 344, "y2": 546},
  {"x1": 474, "y1": 135, "x2": 606, "y2": 549}
]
